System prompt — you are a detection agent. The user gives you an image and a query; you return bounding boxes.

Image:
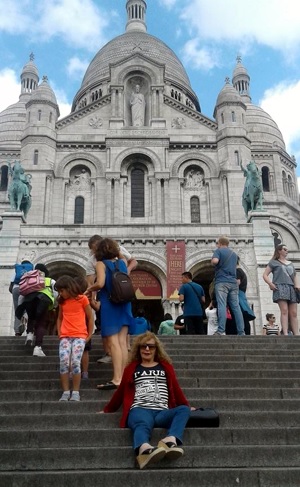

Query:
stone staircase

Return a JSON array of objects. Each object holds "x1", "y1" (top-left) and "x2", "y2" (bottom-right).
[{"x1": 0, "y1": 335, "x2": 300, "y2": 487}]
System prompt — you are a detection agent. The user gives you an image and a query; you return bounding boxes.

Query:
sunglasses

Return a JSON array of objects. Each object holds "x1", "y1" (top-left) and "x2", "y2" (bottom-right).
[{"x1": 140, "y1": 344, "x2": 156, "y2": 350}]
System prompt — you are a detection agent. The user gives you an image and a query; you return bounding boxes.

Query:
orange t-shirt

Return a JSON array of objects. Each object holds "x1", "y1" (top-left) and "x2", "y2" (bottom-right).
[{"x1": 60, "y1": 295, "x2": 89, "y2": 339}]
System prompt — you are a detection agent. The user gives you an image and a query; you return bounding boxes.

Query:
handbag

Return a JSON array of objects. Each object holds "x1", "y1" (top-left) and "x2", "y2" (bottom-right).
[
  {"x1": 187, "y1": 407, "x2": 220, "y2": 428},
  {"x1": 295, "y1": 289, "x2": 300, "y2": 304}
]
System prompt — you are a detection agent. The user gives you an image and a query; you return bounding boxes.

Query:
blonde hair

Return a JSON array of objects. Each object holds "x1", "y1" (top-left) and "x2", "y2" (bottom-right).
[{"x1": 129, "y1": 332, "x2": 172, "y2": 364}]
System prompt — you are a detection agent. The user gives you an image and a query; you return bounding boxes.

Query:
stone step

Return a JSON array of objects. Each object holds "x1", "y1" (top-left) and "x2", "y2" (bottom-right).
[
  {"x1": 1, "y1": 386, "x2": 298, "y2": 402},
  {"x1": 1, "y1": 467, "x2": 300, "y2": 487},
  {"x1": 1, "y1": 360, "x2": 299, "y2": 371},
  {"x1": 0, "y1": 334, "x2": 299, "y2": 484},
  {"x1": 0, "y1": 427, "x2": 299, "y2": 449},
  {"x1": 1, "y1": 445, "x2": 300, "y2": 471},
  {"x1": 1, "y1": 368, "x2": 300, "y2": 381},
  {"x1": 1, "y1": 377, "x2": 300, "y2": 390},
  {"x1": 0, "y1": 398, "x2": 299, "y2": 416},
  {"x1": 1, "y1": 411, "x2": 300, "y2": 429}
]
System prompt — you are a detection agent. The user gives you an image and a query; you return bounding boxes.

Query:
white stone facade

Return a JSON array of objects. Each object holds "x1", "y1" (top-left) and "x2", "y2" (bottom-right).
[{"x1": 0, "y1": 1, "x2": 299, "y2": 335}]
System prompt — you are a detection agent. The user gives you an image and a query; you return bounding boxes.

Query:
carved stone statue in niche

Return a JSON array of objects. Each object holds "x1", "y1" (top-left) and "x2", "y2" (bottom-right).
[
  {"x1": 72, "y1": 169, "x2": 91, "y2": 191},
  {"x1": 184, "y1": 168, "x2": 204, "y2": 189},
  {"x1": 130, "y1": 84, "x2": 146, "y2": 127}
]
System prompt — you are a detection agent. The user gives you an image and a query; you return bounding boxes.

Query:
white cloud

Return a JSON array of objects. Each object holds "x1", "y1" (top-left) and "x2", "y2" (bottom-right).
[
  {"x1": 260, "y1": 80, "x2": 300, "y2": 156},
  {"x1": 181, "y1": 39, "x2": 220, "y2": 70},
  {"x1": 0, "y1": 0, "x2": 31, "y2": 33},
  {"x1": 159, "y1": 0, "x2": 178, "y2": 8},
  {"x1": 181, "y1": 0, "x2": 300, "y2": 55},
  {"x1": 0, "y1": 68, "x2": 20, "y2": 113},
  {"x1": 36, "y1": 0, "x2": 109, "y2": 51},
  {"x1": 0, "y1": 0, "x2": 109, "y2": 52},
  {"x1": 66, "y1": 57, "x2": 89, "y2": 79},
  {"x1": 49, "y1": 81, "x2": 71, "y2": 119}
]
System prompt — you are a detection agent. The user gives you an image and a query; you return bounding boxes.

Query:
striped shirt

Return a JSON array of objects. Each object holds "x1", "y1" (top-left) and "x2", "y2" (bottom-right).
[
  {"x1": 130, "y1": 364, "x2": 169, "y2": 410},
  {"x1": 263, "y1": 324, "x2": 280, "y2": 336}
]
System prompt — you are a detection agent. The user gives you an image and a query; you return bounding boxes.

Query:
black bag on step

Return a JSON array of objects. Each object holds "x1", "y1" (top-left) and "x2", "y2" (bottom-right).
[{"x1": 187, "y1": 407, "x2": 220, "y2": 428}]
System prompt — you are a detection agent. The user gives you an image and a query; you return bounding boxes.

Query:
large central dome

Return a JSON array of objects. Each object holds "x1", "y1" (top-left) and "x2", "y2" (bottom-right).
[
  {"x1": 71, "y1": 1, "x2": 200, "y2": 112},
  {"x1": 81, "y1": 30, "x2": 192, "y2": 91}
]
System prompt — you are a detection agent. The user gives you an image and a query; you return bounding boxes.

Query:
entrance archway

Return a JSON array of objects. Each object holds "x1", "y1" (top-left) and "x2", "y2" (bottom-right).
[
  {"x1": 131, "y1": 269, "x2": 164, "y2": 332},
  {"x1": 192, "y1": 259, "x2": 215, "y2": 307}
]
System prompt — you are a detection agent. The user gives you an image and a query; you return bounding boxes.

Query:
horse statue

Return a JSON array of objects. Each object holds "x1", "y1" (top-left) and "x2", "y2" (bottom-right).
[
  {"x1": 241, "y1": 160, "x2": 264, "y2": 217},
  {"x1": 8, "y1": 161, "x2": 32, "y2": 218}
]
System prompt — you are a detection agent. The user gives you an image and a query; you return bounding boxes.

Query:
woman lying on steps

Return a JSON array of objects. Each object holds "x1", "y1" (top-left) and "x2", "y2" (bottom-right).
[{"x1": 98, "y1": 332, "x2": 191, "y2": 470}]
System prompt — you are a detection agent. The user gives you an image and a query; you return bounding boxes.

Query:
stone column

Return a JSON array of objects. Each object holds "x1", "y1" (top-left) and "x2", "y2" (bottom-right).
[
  {"x1": 0, "y1": 212, "x2": 26, "y2": 335},
  {"x1": 248, "y1": 211, "x2": 274, "y2": 334}
]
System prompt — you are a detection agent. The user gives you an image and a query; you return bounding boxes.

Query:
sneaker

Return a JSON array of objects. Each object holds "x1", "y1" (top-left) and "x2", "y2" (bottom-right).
[
  {"x1": 59, "y1": 391, "x2": 71, "y2": 401},
  {"x1": 213, "y1": 331, "x2": 225, "y2": 336},
  {"x1": 18, "y1": 323, "x2": 25, "y2": 335},
  {"x1": 25, "y1": 332, "x2": 34, "y2": 347},
  {"x1": 33, "y1": 346, "x2": 46, "y2": 357},
  {"x1": 70, "y1": 391, "x2": 80, "y2": 402},
  {"x1": 97, "y1": 354, "x2": 112, "y2": 364},
  {"x1": 81, "y1": 372, "x2": 89, "y2": 380}
]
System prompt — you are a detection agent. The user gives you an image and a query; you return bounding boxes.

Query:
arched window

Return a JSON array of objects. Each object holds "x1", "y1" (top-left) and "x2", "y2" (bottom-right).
[
  {"x1": 221, "y1": 113, "x2": 224, "y2": 124},
  {"x1": 74, "y1": 196, "x2": 84, "y2": 224},
  {"x1": 33, "y1": 150, "x2": 39, "y2": 165},
  {"x1": 131, "y1": 168, "x2": 145, "y2": 217},
  {"x1": 38, "y1": 110, "x2": 42, "y2": 121},
  {"x1": 0, "y1": 165, "x2": 8, "y2": 191},
  {"x1": 231, "y1": 111, "x2": 236, "y2": 122},
  {"x1": 191, "y1": 196, "x2": 200, "y2": 223},
  {"x1": 262, "y1": 166, "x2": 270, "y2": 192},
  {"x1": 234, "y1": 150, "x2": 240, "y2": 166},
  {"x1": 49, "y1": 112, "x2": 52, "y2": 123}
]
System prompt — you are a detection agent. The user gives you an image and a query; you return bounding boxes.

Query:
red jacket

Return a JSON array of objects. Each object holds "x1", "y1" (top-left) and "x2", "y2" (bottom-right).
[{"x1": 103, "y1": 360, "x2": 190, "y2": 427}]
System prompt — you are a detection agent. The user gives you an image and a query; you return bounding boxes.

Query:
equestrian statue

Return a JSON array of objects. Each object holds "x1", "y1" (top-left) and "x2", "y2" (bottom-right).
[
  {"x1": 8, "y1": 160, "x2": 32, "y2": 218},
  {"x1": 241, "y1": 159, "x2": 264, "y2": 217}
]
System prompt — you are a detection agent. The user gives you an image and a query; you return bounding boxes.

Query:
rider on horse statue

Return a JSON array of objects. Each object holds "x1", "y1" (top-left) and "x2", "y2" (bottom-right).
[
  {"x1": 241, "y1": 159, "x2": 264, "y2": 217},
  {"x1": 8, "y1": 161, "x2": 32, "y2": 218}
]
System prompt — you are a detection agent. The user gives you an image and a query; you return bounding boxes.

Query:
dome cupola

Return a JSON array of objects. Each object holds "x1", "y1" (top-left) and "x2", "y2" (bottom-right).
[
  {"x1": 232, "y1": 55, "x2": 251, "y2": 103},
  {"x1": 126, "y1": 0, "x2": 147, "y2": 32}
]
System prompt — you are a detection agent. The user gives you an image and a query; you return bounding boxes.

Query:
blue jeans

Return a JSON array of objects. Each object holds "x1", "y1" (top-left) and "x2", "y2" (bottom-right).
[
  {"x1": 215, "y1": 282, "x2": 245, "y2": 335},
  {"x1": 127, "y1": 405, "x2": 191, "y2": 451}
]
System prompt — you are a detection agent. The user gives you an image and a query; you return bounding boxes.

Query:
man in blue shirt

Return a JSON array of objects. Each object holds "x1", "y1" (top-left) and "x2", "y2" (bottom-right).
[
  {"x1": 211, "y1": 236, "x2": 245, "y2": 336},
  {"x1": 178, "y1": 272, "x2": 205, "y2": 334}
]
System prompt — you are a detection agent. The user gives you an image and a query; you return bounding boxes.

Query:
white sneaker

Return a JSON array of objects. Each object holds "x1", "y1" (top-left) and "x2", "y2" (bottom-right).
[
  {"x1": 97, "y1": 354, "x2": 112, "y2": 363},
  {"x1": 25, "y1": 332, "x2": 34, "y2": 346},
  {"x1": 59, "y1": 391, "x2": 71, "y2": 401},
  {"x1": 33, "y1": 346, "x2": 46, "y2": 357},
  {"x1": 70, "y1": 391, "x2": 80, "y2": 402}
]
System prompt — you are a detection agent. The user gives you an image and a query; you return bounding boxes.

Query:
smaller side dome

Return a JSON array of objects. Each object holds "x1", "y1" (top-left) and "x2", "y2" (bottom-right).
[
  {"x1": 245, "y1": 104, "x2": 285, "y2": 150},
  {"x1": 30, "y1": 76, "x2": 58, "y2": 106},
  {"x1": 215, "y1": 77, "x2": 242, "y2": 108}
]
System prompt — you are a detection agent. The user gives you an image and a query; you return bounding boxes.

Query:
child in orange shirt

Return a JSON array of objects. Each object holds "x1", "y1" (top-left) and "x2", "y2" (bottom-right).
[{"x1": 56, "y1": 275, "x2": 93, "y2": 402}]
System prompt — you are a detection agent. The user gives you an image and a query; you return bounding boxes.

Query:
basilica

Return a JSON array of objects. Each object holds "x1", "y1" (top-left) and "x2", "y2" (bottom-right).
[{"x1": 0, "y1": 0, "x2": 299, "y2": 334}]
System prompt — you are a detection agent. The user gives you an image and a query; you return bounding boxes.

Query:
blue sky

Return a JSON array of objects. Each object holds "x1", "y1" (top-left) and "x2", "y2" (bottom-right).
[{"x1": 1, "y1": 0, "x2": 300, "y2": 184}]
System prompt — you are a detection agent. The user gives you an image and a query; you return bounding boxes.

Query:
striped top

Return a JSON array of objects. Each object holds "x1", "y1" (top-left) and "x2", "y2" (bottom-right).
[
  {"x1": 263, "y1": 324, "x2": 280, "y2": 336},
  {"x1": 130, "y1": 364, "x2": 169, "y2": 410}
]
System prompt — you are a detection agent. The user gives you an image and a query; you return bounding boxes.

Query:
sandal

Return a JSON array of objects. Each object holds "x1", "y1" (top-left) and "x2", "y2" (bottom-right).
[
  {"x1": 157, "y1": 440, "x2": 184, "y2": 460},
  {"x1": 136, "y1": 446, "x2": 166, "y2": 470},
  {"x1": 96, "y1": 381, "x2": 118, "y2": 390}
]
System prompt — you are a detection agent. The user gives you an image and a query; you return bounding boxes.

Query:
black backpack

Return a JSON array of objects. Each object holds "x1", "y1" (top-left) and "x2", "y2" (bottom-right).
[{"x1": 107, "y1": 260, "x2": 136, "y2": 305}]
